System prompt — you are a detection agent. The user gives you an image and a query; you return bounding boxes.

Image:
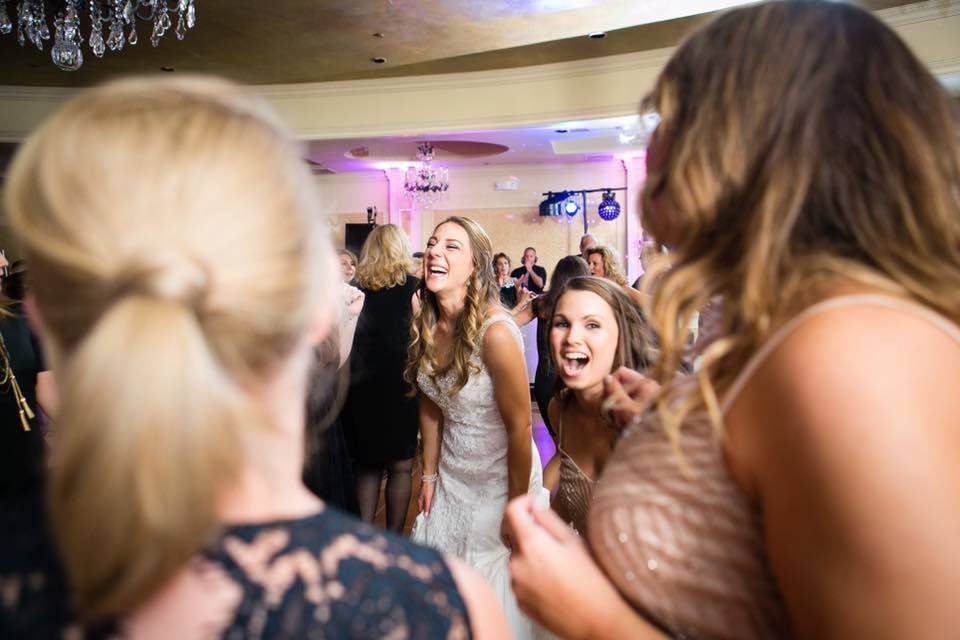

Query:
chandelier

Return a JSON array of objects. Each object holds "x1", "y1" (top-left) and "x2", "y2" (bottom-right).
[
  {"x1": 0, "y1": 0, "x2": 198, "y2": 72},
  {"x1": 404, "y1": 143, "x2": 450, "y2": 210}
]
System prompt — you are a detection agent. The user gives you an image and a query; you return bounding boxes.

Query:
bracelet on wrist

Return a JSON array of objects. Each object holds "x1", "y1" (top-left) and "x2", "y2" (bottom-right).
[{"x1": 421, "y1": 473, "x2": 438, "y2": 483}]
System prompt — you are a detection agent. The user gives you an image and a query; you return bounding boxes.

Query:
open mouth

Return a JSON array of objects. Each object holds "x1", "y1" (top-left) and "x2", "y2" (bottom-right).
[
  {"x1": 427, "y1": 265, "x2": 448, "y2": 277},
  {"x1": 559, "y1": 351, "x2": 590, "y2": 378}
]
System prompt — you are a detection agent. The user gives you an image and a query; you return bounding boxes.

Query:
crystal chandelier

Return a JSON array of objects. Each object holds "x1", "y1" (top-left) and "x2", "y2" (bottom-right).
[
  {"x1": 0, "y1": 0, "x2": 198, "y2": 72},
  {"x1": 404, "y1": 143, "x2": 450, "y2": 210}
]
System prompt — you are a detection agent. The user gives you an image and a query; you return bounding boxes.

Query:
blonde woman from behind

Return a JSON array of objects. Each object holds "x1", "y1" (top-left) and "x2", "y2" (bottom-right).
[{"x1": 0, "y1": 76, "x2": 505, "y2": 639}]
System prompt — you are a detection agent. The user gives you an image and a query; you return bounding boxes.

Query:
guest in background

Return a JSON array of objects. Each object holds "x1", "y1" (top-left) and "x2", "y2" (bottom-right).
[
  {"x1": 0, "y1": 77, "x2": 504, "y2": 639},
  {"x1": 338, "y1": 248, "x2": 359, "y2": 286},
  {"x1": 494, "y1": 252, "x2": 518, "y2": 308},
  {"x1": 578, "y1": 233, "x2": 597, "y2": 260},
  {"x1": 514, "y1": 255, "x2": 591, "y2": 438},
  {"x1": 510, "y1": 246, "x2": 547, "y2": 294},
  {"x1": 586, "y1": 245, "x2": 645, "y2": 306},
  {"x1": 302, "y1": 282, "x2": 364, "y2": 514},
  {"x1": 506, "y1": 2, "x2": 960, "y2": 637},
  {"x1": 543, "y1": 277, "x2": 652, "y2": 535},
  {"x1": 341, "y1": 224, "x2": 420, "y2": 532}
]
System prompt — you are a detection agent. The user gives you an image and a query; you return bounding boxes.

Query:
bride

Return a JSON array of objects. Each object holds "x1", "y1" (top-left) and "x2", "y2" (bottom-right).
[{"x1": 407, "y1": 216, "x2": 547, "y2": 639}]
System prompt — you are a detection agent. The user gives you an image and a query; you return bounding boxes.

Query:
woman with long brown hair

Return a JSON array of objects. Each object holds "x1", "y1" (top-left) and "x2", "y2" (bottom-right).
[
  {"x1": 408, "y1": 216, "x2": 547, "y2": 639},
  {"x1": 506, "y1": 2, "x2": 960, "y2": 637},
  {"x1": 0, "y1": 77, "x2": 506, "y2": 638},
  {"x1": 542, "y1": 276, "x2": 653, "y2": 535}
]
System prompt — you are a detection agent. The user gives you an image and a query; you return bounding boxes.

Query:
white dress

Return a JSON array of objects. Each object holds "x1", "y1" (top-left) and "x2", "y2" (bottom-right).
[{"x1": 412, "y1": 314, "x2": 548, "y2": 640}]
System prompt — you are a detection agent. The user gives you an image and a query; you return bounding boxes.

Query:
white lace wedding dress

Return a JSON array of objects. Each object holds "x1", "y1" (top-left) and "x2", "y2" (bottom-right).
[{"x1": 412, "y1": 314, "x2": 548, "y2": 640}]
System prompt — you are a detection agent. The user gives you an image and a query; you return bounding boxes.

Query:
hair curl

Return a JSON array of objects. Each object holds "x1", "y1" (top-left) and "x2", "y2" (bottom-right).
[{"x1": 639, "y1": 1, "x2": 960, "y2": 447}]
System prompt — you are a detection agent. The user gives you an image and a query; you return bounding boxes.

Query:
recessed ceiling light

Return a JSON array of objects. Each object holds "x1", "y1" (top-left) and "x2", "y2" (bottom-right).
[
  {"x1": 555, "y1": 129, "x2": 568, "y2": 133},
  {"x1": 370, "y1": 57, "x2": 387, "y2": 64},
  {"x1": 372, "y1": 32, "x2": 385, "y2": 38},
  {"x1": 160, "y1": 66, "x2": 175, "y2": 72},
  {"x1": 588, "y1": 32, "x2": 606, "y2": 39}
]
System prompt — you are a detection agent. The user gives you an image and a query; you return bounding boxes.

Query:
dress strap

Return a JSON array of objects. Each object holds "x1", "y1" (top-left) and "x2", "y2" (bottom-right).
[
  {"x1": 721, "y1": 294, "x2": 960, "y2": 415},
  {"x1": 479, "y1": 313, "x2": 523, "y2": 349}
]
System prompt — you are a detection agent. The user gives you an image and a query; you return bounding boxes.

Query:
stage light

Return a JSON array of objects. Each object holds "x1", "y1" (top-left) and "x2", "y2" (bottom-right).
[
  {"x1": 597, "y1": 190, "x2": 621, "y2": 221},
  {"x1": 564, "y1": 198, "x2": 580, "y2": 216}
]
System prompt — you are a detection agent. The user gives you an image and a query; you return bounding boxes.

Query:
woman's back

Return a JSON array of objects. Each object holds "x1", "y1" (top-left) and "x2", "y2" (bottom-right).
[{"x1": 1, "y1": 497, "x2": 471, "y2": 639}]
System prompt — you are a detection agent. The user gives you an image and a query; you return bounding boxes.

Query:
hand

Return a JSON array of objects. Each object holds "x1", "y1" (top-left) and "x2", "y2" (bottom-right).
[
  {"x1": 515, "y1": 287, "x2": 534, "y2": 310},
  {"x1": 342, "y1": 283, "x2": 364, "y2": 318},
  {"x1": 516, "y1": 273, "x2": 528, "y2": 288},
  {"x1": 504, "y1": 495, "x2": 630, "y2": 639},
  {"x1": 601, "y1": 366, "x2": 661, "y2": 429},
  {"x1": 418, "y1": 480, "x2": 436, "y2": 515}
]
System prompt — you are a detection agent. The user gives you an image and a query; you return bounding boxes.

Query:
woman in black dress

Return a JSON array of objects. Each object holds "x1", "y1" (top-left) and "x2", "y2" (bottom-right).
[
  {"x1": 0, "y1": 77, "x2": 505, "y2": 639},
  {"x1": 341, "y1": 223, "x2": 421, "y2": 532}
]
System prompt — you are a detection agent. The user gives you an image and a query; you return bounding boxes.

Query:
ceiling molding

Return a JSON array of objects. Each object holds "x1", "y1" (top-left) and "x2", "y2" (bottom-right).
[{"x1": 876, "y1": 0, "x2": 960, "y2": 26}]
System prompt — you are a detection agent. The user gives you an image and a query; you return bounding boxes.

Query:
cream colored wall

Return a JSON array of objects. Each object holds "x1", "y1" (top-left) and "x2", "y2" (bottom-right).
[{"x1": 316, "y1": 160, "x2": 636, "y2": 280}]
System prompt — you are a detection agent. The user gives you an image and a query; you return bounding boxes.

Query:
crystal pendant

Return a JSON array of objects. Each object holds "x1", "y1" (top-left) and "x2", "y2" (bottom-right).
[
  {"x1": 107, "y1": 19, "x2": 124, "y2": 51},
  {"x1": 128, "y1": 23, "x2": 137, "y2": 45},
  {"x1": 175, "y1": 12, "x2": 185, "y2": 40},
  {"x1": 150, "y1": 19, "x2": 160, "y2": 47},
  {"x1": 51, "y1": 34, "x2": 82, "y2": 70},
  {"x1": 122, "y1": 0, "x2": 135, "y2": 23},
  {"x1": 0, "y1": 2, "x2": 12, "y2": 36},
  {"x1": 186, "y1": 1, "x2": 195, "y2": 28}
]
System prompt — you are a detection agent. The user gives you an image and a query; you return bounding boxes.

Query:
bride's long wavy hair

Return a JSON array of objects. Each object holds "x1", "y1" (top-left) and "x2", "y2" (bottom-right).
[
  {"x1": 405, "y1": 216, "x2": 498, "y2": 395},
  {"x1": 641, "y1": 1, "x2": 960, "y2": 447}
]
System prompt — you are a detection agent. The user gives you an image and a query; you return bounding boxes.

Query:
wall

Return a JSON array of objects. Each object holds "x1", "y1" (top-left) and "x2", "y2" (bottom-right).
[{"x1": 315, "y1": 160, "x2": 639, "y2": 283}]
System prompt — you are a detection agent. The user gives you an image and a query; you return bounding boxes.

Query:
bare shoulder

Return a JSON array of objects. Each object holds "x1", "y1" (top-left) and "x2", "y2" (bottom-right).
[
  {"x1": 731, "y1": 301, "x2": 960, "y2": 460},
  {"x1": 726, "y1": 301, "x2": 960, "y2": 636}
]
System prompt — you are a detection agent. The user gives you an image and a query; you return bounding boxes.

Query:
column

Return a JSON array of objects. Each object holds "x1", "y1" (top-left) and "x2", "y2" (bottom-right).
[{"x1": 622, "y1": 154, "x2": 647, "y2": 284}]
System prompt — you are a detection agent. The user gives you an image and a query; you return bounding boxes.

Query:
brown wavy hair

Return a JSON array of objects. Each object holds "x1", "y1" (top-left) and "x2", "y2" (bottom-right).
[
  {"x1": 405, "y1": 216, "x2": 498, "y2": 395},
  {"x1": 357, "y1": 224, "x2": 413, "y2": 290},
  {"x1": 640, "y1": 1, "x2": 960, "y2": 445}
]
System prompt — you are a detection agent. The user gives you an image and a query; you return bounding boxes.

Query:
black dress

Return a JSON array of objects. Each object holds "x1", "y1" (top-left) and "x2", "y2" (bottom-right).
[
  {"x1": 533, "y1": 302, "x2": 557, "y2": 438},
  {"x1": 0, "y1": 490, "x2": 472, "y2": 639},
  {"x1": 341, "y1": 275, "x2": 420, "y2": 466},
  {"x1": 499, "y1": 281, "x2": 518, "y2": 308},
  {"x1": 0, "y1": 306, "x2": 47, "y2": 499}
]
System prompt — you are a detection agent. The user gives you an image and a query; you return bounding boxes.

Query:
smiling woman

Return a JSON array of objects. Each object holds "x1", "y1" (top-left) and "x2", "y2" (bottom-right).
[{"x1": 543, "y1": 276, "x2": 654, "y2": 534}]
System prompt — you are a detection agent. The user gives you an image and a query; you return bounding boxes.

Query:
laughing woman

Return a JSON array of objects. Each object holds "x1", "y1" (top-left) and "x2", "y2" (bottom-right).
[
  {"x1": 408, "y1": 216, "x2": 548, "y2": 640},
  {"x1": 543, "y1": 277, "x2": 653, "y2": 535}
]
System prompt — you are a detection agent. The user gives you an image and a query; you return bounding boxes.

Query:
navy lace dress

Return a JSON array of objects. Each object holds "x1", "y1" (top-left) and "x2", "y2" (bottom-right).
[{"x1": 0, "y1": 491, "x2": 471, "y2": 639}]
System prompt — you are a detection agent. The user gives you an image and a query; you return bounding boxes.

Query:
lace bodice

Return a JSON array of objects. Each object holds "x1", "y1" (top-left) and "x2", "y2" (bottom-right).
[
  {"x1": 0, "y1": 491, "x2": 471, "y2": 639},
  {"x1": 416, "y1": 315, "x2": 527, "y2": 518}
]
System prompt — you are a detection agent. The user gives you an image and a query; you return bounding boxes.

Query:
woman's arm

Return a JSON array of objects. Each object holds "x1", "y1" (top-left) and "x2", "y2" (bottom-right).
[
  {"x1": 446, "y1": 556, "x2": 510, "y2": 639},
  {"x1": 418, "y1": 393, "x2": 443, "y2": 515},
  {"x1": 482, "y1": 321, "x2": 532, "y2": 501},
  {"x1": 505, "y1": 495, "x2": 668, "y2": 639},
  {"x1": 510, "y1": 288, "x2": 536, "y2": 326},
  {"x1": 726, "y1": 305, "x2": 960, "y2": 638}
]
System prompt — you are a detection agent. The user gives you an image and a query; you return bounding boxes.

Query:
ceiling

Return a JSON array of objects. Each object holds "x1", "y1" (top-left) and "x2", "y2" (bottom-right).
[
  {"x1": 0, "y1": 0, "x2": 940, "y2": 176},
  {"x1": 0, "y1": 0, "x2": 914, "y2": 87}
]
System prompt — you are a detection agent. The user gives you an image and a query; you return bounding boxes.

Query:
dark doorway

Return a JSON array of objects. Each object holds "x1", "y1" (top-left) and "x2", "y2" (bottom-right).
[{"x1": 345, "y1": 223, "x2": 375, "y2": 256}]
